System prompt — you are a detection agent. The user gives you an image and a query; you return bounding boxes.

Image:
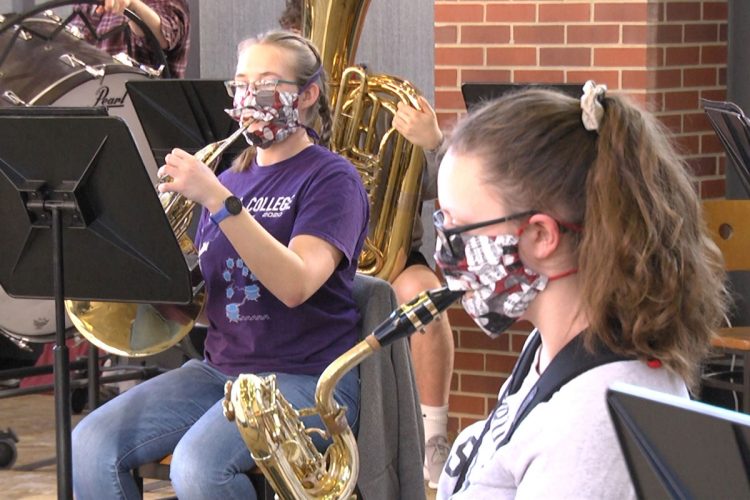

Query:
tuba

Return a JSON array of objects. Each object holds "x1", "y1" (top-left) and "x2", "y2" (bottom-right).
[
  {"x1": 64, "y1": 125, "x2": 249, "y2": 357},
  {"x1": 223, "y1": 287, "x2": 463, "y2": 499},
  {"x1": 305, "y1": 0, "x2": 426, "y2": 283}
]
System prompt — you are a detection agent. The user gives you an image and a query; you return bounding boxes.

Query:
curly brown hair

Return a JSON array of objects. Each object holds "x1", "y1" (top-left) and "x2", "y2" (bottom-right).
[
  {"x1": 278, "y1": 0, "x2": 302, "y2": 32},
  {"x1": 445, "y1": 88, "x2": 729, "y2": 389}
]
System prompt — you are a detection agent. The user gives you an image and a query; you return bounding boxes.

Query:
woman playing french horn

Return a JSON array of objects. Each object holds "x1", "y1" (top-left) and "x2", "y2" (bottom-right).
[{"x1": 72, "y1": 30, "x2": 369, "y2": 500}]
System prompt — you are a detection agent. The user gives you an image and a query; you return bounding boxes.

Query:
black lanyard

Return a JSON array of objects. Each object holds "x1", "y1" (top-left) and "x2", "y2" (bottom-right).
[{"x1": 452, "y1": 330, "x2": 630, "y2": 495}]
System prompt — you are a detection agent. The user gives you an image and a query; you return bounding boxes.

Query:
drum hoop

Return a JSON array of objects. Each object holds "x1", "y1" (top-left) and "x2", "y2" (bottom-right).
[
  {"x1": 0, "y1": 327, "x2": 76, "y2": 344},
  {"x1": 29, "y1": 65, "x2": 149, "y2": 105}
]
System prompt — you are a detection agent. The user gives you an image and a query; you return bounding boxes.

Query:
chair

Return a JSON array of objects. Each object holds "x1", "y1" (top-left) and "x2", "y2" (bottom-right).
[
  {"x1": 133, "y1": 273, "x2": 426, "y2": 499},
  {"x1": 700, "y1": 199, "x2": 750, "y2": 413}
]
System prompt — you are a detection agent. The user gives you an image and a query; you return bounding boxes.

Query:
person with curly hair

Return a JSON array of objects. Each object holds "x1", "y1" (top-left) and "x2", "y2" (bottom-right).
[{"x1": 433, "y1": 82, "x2": 729, "y2": 498}]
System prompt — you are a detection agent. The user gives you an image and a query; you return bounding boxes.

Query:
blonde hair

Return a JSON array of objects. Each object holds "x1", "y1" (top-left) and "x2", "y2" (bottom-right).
[
  {"x1": 231, "y1": 30, "x2": 332, "y2": 171},
  {"x1": 446, "y1": 88, "x2": 729, "y2": 389}
]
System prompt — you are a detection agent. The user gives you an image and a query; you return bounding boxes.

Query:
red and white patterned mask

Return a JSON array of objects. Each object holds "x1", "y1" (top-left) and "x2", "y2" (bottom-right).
[
  {"x1": 435, "y1": 233, "x2": 549, "y2": 338},
  {"x1": 226, "y1": 86, "x2": 301, "y2": 149}
]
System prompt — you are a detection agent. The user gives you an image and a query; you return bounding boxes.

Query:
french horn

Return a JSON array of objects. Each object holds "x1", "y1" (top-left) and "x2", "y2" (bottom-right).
[{"x1": 64, "y1": 125, "x2": 249, "y2": 357}]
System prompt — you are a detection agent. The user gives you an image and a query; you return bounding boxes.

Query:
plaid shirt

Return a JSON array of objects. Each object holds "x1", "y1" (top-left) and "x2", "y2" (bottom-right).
[{"x1": 70, "y1": 0, "x2": 190, "y2": 78}]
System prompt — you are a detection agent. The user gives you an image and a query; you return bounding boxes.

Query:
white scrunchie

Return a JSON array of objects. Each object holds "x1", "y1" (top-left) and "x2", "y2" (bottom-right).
[{"x1": 580, "y1": 80, "x2": 607, "y2": 132}]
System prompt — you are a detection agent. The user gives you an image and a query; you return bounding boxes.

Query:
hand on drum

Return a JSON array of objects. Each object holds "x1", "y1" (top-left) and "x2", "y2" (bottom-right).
[
  {"x1": 158, "y1": 149, "x2": 230, "y2": 210},
  {"x1": 96, "y1": 0, "x2": 132, "y2": 16}
]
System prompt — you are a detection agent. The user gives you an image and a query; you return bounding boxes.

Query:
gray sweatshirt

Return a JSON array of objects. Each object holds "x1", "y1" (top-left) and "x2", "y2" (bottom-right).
[{"x1": 438, "y1": 340, "x2": 688, "y2": 499}]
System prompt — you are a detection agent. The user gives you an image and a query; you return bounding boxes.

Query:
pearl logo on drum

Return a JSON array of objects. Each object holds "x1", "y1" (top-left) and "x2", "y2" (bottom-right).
[{"x1": 92, "y1": 85, "x2": 127, "y2": 109}]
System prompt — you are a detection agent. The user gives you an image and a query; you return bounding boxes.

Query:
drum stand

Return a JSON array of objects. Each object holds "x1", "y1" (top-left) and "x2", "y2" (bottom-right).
[{"x1": 0, "y1": 108, "x2": 193, "y2": 500}]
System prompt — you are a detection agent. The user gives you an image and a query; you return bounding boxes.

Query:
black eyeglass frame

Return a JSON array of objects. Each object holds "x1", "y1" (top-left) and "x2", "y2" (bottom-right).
[{"x1": 433, "y1": 209, "x2": 538, "y2": 257}]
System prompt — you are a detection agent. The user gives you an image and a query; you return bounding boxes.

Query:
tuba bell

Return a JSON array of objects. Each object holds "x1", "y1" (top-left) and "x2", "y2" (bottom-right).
[
  {"x1": 305, "y1": 0, "x2": 426, "y2": 283},
  {"x1": 64, "y1": 125, "x2": 249, "y2": 357}
]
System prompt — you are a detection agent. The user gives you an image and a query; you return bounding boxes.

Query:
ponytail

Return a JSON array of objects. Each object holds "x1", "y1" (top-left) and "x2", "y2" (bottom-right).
[
  {"x1": 579, "y1": 93, "x2": 728, "y2": 389},
  {"x1": 446, "y1": 86, "x2": 728, "y2": 390}
]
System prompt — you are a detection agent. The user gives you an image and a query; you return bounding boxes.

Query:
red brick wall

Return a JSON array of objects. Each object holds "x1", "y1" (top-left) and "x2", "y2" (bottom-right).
[{"x1": 434, "y1": 0, "x2": 729, "y2": 437}]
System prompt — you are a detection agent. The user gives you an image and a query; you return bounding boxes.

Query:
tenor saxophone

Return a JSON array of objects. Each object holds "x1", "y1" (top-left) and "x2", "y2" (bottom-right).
[{"x1": 223, "y1": 286, "x2": 463, "y2": 499}]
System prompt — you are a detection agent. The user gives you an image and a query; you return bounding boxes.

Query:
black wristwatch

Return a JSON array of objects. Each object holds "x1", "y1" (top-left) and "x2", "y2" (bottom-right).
[{"x1": 209, "y1": 195, "x2": 243, "y2": 225}]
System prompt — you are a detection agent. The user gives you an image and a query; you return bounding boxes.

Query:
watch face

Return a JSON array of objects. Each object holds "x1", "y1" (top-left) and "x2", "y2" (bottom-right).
[{"x1": 226, "y1": 196, "x2": 243, "y2": 215}]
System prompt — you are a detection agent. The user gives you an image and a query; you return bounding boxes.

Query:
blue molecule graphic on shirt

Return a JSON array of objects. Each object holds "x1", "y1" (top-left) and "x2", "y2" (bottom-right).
[{"x1": 222, "y1": 257, "x2": 261, "y2": 322}]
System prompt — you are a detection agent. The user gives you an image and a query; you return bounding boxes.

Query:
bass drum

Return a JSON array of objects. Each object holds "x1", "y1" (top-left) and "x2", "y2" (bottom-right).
[
  {"x1": 0, "y1": 14, "x2": 159, "y2": 181},
  {"x1": 0, "y1": 285, "x2": 73, "y2": 343}
]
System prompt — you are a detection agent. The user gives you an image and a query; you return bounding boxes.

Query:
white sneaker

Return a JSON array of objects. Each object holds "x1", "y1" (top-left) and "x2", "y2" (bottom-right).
[{"x1": 423, "y1": 434, "x2": 450, "y2": 489}]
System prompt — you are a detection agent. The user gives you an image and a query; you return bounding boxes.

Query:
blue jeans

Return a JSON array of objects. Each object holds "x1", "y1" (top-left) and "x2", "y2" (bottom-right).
[{"x1": 72, "y1": 359, "x2": 359, "y2": 500}]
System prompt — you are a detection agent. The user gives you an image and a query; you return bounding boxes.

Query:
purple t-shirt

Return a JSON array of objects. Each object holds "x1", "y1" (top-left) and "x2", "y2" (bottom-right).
[{"x1": 194, "y1": 145, "x2": 369, "y2": 376}]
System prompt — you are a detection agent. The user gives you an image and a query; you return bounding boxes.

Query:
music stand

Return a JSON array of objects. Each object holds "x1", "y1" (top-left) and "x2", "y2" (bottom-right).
[
  {"x1": 461, "y1": 82, "x2": 584, "y2": 112},
  {"x1": 126, "y1": 79, "x2": 242, "y2": 173},
  {"x1": 607, "y1": 382, "x2": 750, "y2": 499},
  {"x1": 702, "y1": 98, "x2": 750, "y2": 198},
  {"x1": 0, "y1": 107, "x2": 192, "y2": 499}
]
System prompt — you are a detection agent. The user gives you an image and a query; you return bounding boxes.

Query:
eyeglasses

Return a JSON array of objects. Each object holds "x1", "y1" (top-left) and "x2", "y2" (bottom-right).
[
  {"x1": 433, "y1": 209, "x2": 538, "y2": 258},
  {"x1": 224, "y1": 78, "x2": 298, "y2": 102}
]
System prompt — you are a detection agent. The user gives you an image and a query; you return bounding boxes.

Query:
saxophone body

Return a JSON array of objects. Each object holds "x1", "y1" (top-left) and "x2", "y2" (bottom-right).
[
  {"x1": 223, "y1": 287, "x2": 464, "y2": 499},
  {"x1": 63, "y1": 125, "x2": 248, "y2": 357}
]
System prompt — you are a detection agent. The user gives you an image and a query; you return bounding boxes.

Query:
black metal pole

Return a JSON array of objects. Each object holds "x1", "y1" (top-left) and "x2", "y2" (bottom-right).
[
  {"x1": 87, "y1": 343, "x2": 99, "y2": 410},
  {"x1": 51, "y1": 207, "x2": 73, "y2": 500}
]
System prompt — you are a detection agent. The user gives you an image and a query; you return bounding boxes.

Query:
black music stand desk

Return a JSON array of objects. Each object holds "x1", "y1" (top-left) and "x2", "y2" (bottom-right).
[
  {"x1": 461, "y1": 82, "x2": 583, "y2": 112},
  {"x1": 702, "y1": 98, "x2": 750, "y2": 198},
  {"x1": 127, "y1": 79, "x2": 242, "y2": 173},
  {"x1": 607, "y1": 382, "x2": 750, "y2": 499},
  {"x1": 0, "y1": 107, "x2": 192, "y2": 499}
]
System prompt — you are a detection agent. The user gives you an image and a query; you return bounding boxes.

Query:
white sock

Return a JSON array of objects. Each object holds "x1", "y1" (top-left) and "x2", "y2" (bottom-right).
[{"x1": 421, "y1": 403, "x2": 449, "y2": 442}]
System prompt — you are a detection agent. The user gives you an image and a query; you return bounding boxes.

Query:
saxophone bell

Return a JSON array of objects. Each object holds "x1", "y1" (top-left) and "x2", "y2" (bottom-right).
[{"x1": 224, "y1": 285, "x2": 463, "y2": 499}]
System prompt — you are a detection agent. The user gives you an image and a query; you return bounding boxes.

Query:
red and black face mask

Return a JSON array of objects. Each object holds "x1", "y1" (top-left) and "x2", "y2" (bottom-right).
[{"x1": 435, "y1": 232, "x2": 549, "y2": 338}]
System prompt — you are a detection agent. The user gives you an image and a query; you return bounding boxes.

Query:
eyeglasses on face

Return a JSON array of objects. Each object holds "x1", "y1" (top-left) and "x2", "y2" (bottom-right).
[
  {"x1": 432, "y1": 209, "x2": 538, "y2": 257},
  {"x1": 224, "y1": 78, "x2": 298, "y2": 99}
]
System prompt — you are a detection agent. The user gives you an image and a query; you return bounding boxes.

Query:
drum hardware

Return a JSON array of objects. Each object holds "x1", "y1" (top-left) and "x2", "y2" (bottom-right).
[
  {"x1": 17, "y1": 29, "x2": 32, "y2": 41},
  {"x1": 65, "y1": 23, "x2": 84, "y2": 39},
  {"x1": 112, "y1": 52, "x2": 163, "y2": 78},
  {"x1": 0, "y1": 14, "x2": 162, "y2": 180},
  {"x1": 1, "y1": 333, "x2": 36, "y2": 353},
  {"x1": 2, "y1": 90, "x2": 26, "y2": 105},
  {"x1": 43, "y1": 9, "x2": 62, "y2": 23},
  {"x1": 59, "y1": 53, "x2": 105, "y2": 78}
]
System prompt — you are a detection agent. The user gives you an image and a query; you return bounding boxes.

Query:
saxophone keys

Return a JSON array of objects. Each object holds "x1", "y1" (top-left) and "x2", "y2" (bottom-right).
[{"x1": 222, "y1": 380, "x2": 236, "y2": 421}]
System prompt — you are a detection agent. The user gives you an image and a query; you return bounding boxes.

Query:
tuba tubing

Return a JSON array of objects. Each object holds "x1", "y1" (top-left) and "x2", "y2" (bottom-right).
[
  {"x1": 305, "y1": 0, "x2": 427, "y2": 283},
  {"x1": 63, "y1": 124, "x2": 249, "y2": 357},
  {"x1": 224, "y1": 286, "x2": 464, "y2": 500},
  {"x1": 331, "y1": 67, "x2": 426, "y2": 283}
]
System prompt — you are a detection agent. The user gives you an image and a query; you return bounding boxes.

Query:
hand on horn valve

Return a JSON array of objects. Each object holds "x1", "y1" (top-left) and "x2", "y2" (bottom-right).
[{"x1": 158, "y1": 148, "x2": 230, "y2": 211}]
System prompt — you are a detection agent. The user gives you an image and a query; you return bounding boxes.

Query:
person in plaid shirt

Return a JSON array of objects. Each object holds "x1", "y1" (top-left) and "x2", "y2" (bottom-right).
[{"x1": 71, "y1": 0, "x2": 190, "y2": 78}]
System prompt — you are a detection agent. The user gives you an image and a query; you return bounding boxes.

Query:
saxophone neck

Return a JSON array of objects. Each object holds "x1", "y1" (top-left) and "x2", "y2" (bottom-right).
[
  {"x1": 315, "y1": 339, "x2": 374, "y2": 433},
  {"x1": 315, "y1": 286, "x2": 463, "y2": 431}
]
